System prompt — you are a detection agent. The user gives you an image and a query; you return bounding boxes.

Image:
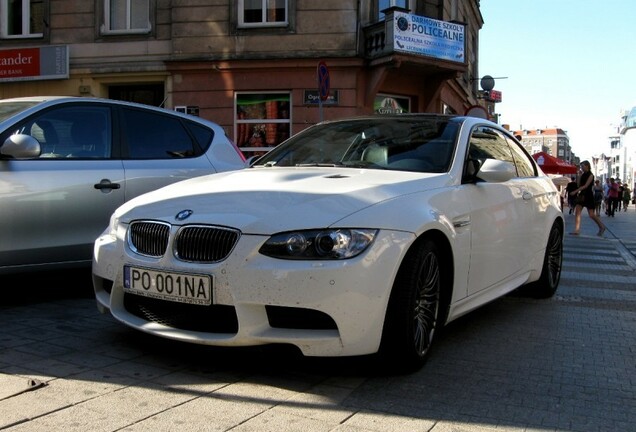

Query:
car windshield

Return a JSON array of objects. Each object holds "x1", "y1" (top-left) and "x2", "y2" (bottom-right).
[
  {"x1": 252, "y1": 116, "x2": 459, "y2": 173},
  {"x1": 0, "y1": 101, "x2": 41, "y2": 122}
]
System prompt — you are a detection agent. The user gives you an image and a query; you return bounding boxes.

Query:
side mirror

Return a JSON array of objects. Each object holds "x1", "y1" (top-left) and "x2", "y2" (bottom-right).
[
  {"x1": 476, "y1": 159, "x2": 516, "y2": 183},
  {"x1": 1, "y1": 134, "x2": 41, "y2": 159}
]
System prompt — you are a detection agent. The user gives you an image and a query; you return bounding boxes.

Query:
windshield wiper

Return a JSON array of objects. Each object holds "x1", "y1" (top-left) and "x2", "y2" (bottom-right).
[
  {"x1": 296, "y1": 161, "x2": 388, "y2": 170},
  {"x1": 296, "y1": 162, "x2": 345, "y2": 167}
]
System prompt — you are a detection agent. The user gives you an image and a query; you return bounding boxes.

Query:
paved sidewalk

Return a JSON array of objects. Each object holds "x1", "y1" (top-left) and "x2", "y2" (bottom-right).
[
  {"x1": 564, "y1": 205, "x2": 636, "y2": 264},
  {"x1": 1, "y1": 209, "x2": 635, "y2": 432}
]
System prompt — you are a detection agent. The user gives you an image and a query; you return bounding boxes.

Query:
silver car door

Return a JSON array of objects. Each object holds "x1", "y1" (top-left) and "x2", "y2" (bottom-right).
[{"x1": 0, "y1": 105, "x2": 124, "y2": 270}]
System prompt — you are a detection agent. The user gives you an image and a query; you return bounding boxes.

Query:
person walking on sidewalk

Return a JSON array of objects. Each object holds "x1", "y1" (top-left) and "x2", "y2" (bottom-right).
[
  {"x1": 569, "y1": 160, "x2": 606, "y2": 236},
  {"x1": 607, "y1": 178, "x2": 620, "y2": 217},
  {"x1": 593, "y1": 179, "x2": 604, "y2": 215},
  {"x1": 603, "y1": 177, "x2": 611, "y2": 215},
  {"x1": 623, "y1": 184, "x2": 631, "y2": 211}
]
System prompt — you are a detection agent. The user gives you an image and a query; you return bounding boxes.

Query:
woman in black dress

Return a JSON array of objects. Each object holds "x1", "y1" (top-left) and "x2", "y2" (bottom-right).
[{"x1": 569, "y1": 160, "x2": 606, "y2": 236}]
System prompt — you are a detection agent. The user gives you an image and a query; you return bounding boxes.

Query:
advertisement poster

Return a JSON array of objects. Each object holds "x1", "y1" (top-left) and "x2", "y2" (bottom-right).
[
  {"x1": 0, "y1": 45, "x2": 69, "y2": 82},
  {"x1": 374, "y1": 94, "x2": 410, "y2": 114},
  {"x1": 393, "y1": 12, "x2": 465, "y2": 63}
]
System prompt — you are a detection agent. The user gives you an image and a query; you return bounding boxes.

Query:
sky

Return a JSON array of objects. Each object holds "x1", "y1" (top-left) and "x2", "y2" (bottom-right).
[{"x1": 478, "y1": 0, "x2": 636, "y2": 161}]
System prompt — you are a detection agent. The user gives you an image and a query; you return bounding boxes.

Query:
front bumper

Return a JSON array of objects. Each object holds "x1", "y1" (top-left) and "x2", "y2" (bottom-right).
[{"x1": 93, "y1": 228, "x2": 414, "y2": 357}]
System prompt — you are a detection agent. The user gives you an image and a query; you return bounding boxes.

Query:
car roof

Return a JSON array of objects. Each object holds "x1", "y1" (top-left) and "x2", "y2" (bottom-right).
[
  {"x1": 314, "y1": 113, "x2": 498, "y2": 126},
  {"x1": 0, "y1": 96, "x2": 223, "y2": 130},
  {"x1": 0, "y1": 96, "x2": 165, "y2": 112}
]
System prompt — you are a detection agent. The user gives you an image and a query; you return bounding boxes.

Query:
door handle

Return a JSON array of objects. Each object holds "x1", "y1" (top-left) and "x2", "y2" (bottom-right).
[{"x1": 94, "y1": 179, "x2": 121, "y2": 190}]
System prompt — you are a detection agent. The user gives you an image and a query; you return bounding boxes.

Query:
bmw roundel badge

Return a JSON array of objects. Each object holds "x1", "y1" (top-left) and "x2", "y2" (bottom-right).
[{"x1": 175, "y1": 209, "x2": 193, "y2": 221}]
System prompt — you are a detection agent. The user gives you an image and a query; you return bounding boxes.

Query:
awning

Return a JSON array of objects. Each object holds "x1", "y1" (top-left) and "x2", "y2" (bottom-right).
[{"x1": 532, "y1": 152, "x2": 578, "y2": 175}]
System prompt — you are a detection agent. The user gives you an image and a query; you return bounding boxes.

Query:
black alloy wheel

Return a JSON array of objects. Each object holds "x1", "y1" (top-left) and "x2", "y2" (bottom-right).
[
  {"x1": 530, "y1": 222, "x2": 563, "y2": 298},
  {"x1": 378, "y1": 239, "x2": 442, "y2": 373}
]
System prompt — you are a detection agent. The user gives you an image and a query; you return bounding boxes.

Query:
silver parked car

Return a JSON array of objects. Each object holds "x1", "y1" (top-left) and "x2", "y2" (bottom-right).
[{"x1": 0, "y1": 96, "x2": 246, "y2": 275}]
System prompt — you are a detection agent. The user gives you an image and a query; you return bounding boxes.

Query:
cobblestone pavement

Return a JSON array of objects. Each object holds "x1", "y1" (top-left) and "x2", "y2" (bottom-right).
[{"x1": 1, "y1": 210, "x2": 635, "y2": 432}]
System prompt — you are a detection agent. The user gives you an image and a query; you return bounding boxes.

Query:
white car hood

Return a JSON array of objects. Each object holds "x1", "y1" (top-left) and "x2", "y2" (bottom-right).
[{"x1": 118, "y1": 167, "x2": 449, "y2": 234}]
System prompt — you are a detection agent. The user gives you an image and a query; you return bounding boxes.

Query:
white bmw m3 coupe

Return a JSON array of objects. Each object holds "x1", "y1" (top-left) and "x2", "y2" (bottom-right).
[{"x1": 93, "y1": 114, "x2": 564, "y2": 372}]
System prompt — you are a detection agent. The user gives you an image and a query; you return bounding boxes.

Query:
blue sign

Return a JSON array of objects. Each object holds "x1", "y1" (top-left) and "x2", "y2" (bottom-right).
[{"x1": 393, "y1": 12, "x2": 465, "y2": 63}]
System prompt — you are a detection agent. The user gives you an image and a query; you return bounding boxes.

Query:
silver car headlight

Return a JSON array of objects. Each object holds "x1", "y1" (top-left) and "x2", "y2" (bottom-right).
[
  {"x1": 107, "y1": 213, "x2": 121, "y2": 239},
  {"x1": 259, "y1": 228, "x2": 377, "y2": 260}
]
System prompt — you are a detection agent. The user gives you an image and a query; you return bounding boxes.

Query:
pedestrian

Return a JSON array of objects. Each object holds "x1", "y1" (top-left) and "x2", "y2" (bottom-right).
[
  {"x1": 623, "y1": 184, "x2": 631, "y2": 211},
  {"x1": 569, "y1": 160, "x2": 606, "y2": 236},
  {"x1": 565, "y1": 176, "x2": 578, "y2": 214},
  {"x1": 603, "y1": 177, "x2": 611, "y2": 214},
  {"x1": 607, "y1": 178, "x2": 619, "y2": 217},
  {"x1": 617, "y1": 182, "x2": 624, "y2": 211},
  {"x1": 593, "y1": 179, "x2": 604, "y2": 215}
]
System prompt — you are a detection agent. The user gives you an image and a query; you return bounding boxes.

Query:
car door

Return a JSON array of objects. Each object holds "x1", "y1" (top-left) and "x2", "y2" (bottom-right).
[
  {"x1": 505, "y1": 133, "x2": 549, "y2": 257},
  {"x1": 0, "y1": 104, "x2": 124, "y2": 270},
  {"x1": 118, "y1": 107, "x2": 217, "y2": 200},
  {"x1": 463, "y1": 125, "x2": 534, "y2": 296}
]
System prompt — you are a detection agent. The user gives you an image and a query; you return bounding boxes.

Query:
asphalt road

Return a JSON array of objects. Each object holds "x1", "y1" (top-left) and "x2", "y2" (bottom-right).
[{"x1": 1, "y1": 210, "x2": 635, "y2": 432}]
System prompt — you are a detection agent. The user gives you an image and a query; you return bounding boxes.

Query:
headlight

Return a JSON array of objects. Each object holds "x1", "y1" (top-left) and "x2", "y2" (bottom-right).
[
  {"x1": 259, "y1": 229, "x2": 377, "y2": 260},
  {"x1": 107, "y1": 213, "x2": 121, "y2": 238}
]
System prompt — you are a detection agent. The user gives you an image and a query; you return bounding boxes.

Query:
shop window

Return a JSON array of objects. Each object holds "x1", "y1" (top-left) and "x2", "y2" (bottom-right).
[
  {"x1": 238, "y1": 0, "x2": 287, "y2": 28},
  {"x1": 0, "y1": 0, "x2": 44, "y2": 38},
  {"x1": 102, "y1": 0, "x2": 151, "y2": 35},
  {"x1": 235, "y1": 92, "x2": 291, "y2": 159}
]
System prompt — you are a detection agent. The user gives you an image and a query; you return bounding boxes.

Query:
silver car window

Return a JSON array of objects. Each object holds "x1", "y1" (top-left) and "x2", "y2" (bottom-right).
[
  {"x1": 12, "y1": 106, "x2": 112, "y2": 159},
  {"x1": 121, "y1": 107, "x2": 200, "y2": 159}
]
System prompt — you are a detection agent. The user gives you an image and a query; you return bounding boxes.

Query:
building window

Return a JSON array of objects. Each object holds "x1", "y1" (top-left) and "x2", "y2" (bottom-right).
[
  {"x1": 378, "y1": 0, "x2": 409, "y2": 19},
  {"x1": 102, "y1": 0, "x2": 151, "y2": 35},
  {"x1": 0, "y1": 0, "x2": 44, "y2": 38},
  {"x1": 235, "y1": 92, "x2": 291, "y2": 159},
  {"x1": 238, "y1": 0, "x2": 287, "y2": 28}
]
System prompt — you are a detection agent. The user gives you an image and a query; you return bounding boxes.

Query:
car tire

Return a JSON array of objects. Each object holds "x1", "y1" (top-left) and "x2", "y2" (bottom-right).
[
  {"x1": 527, "y1": 222, "x2": 563, "y2": 298},
  {"x1": 377, "y1": 238, "x2": 443, "y2": 373}
]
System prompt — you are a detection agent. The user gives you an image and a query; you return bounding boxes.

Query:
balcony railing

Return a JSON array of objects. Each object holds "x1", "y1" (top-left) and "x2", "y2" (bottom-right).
[{"x1": 363, "y1": 20, "x2": 391, "y2": 59}]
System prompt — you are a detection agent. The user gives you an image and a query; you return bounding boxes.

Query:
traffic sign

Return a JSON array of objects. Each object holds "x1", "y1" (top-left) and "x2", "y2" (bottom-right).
[{"x1": 317, "y1": 61, "x2": 330, "y2": 101}]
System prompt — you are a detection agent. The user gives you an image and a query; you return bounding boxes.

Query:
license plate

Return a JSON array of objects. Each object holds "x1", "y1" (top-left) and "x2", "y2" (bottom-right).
[{"x1": 123, "y1": 266, "x2": 212, "y2": 305}]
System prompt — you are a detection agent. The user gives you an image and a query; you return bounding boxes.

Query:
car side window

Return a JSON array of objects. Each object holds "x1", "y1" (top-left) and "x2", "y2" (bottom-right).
[
  {"x1": 505, "y1": 135, "x2": 537, "y2": 177},
  {"x1": 184, "y1": 121, "x2": 214, "y2": 152},
  {"x1": 121, "y1": 108, "x2": 200, "y2": 159},
  {"x1": 9, "y1": 106, "x2": 112, "y2": 159},
  {"x1": 467, "y1": 125, "x2": 515, "y2": 167}
]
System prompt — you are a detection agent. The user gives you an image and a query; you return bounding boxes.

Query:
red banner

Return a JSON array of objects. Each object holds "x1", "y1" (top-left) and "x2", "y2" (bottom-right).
[{"x1": 0, "y1": 48, "x2": 41, "y2": 79}]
